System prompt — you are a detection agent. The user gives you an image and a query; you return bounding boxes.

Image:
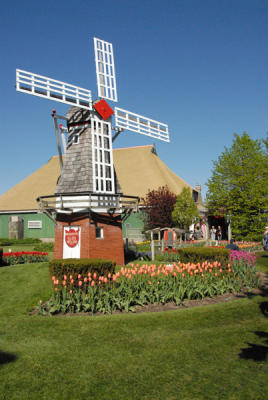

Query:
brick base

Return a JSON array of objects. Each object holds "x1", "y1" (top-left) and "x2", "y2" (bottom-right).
[{"x1": 54, "y1": 212, "x2": 125, "y2": 265}]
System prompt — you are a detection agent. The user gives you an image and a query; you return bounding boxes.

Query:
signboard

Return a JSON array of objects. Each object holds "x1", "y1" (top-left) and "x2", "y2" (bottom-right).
[{"x1": 63, "y1": 226, "x2": 80, "y2": 258}]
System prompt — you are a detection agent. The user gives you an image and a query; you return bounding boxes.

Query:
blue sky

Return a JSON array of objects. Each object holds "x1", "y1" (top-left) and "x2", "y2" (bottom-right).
[{"x1": 1, "y1": 0, "x2": 267, "y2": 198}]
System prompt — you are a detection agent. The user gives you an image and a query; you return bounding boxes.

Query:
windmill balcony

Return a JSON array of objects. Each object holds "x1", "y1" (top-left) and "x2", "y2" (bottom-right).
[{"x1": 37, "y1": 192, "x2": 139, "y2": 218}]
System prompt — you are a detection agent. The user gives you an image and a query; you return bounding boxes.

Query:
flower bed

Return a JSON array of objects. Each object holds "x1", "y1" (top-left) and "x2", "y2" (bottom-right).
[
  {"x1": 38, "y1": 251, "x2": 259, "y2": 315},
  {"x1": 210, "y1": 241, "x2": 262, "y2": 251},
  {"x1": 2, "y1": 251, "x2": 49, "y2": 265}
]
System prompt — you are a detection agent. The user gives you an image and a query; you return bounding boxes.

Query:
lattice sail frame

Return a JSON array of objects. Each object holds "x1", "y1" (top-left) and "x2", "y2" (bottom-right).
[
  {"x1": 114, "y1": 107, "x2": 170, "y2": 143},
  {"x1": 91, "y1": 118, "x2": 115, "y2": 194},
  {"x1": 16, "y1": 69, "x2": 92, "y2": 110},
  {"x1": 94, "y1": 38, "x2": 118, "y2": 102}
]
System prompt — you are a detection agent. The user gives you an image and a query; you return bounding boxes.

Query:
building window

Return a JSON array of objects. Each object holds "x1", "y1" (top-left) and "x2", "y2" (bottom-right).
[
  {"x1": 28, "y1": 220, "x2": 42, "y2": 229},
  {"x1": 72, "y1": 134, "x2": 79, "y2": 144},
  {"x1": 95, "y1": 226, "x2": 103, "y2": 239}
]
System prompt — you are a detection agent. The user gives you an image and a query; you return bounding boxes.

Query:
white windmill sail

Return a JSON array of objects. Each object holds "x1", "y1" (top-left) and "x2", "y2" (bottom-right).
[
  {"x1": 16, "y1": 69, "x2": 92, "y2": 110},
  {"x1": 114, "y1": 107, "x2": 170, "y2": 143},
  {"x1": 94, "y1": 37, "x2": 118, "y2": 102},
  {"x1": 91, "y1": 118, "x2": 115, "y2": 194}
]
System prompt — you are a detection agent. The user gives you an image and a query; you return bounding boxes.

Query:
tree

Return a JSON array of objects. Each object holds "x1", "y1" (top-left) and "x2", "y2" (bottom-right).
[
  {"x1": 142, "y1": 186, "x2": 177, "y2": 230},
  {"x1": 206, "y1": 132, "x2": 268, "y2": 241},
  {"x1": 172, "y1": 187, "x2": 199, "y2": 229}
]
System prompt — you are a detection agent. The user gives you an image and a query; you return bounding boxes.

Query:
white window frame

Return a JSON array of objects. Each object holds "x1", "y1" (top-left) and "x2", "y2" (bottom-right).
[{"x1": 28, "y1": 220, "x2": 42, "y2": 229}]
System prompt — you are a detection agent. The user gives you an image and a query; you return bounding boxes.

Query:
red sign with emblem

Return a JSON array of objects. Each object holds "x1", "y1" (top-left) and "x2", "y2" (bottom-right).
[
  {"x1": 93, "y1": 99, "x2": 114, "y2": 120},
  {"x1": 65, "y1": 228, "x2": 80, "y2": 248}
]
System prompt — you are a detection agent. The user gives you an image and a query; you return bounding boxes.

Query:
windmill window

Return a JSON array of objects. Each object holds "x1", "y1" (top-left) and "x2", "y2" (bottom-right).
[
  {"x1": 95, "y1": 164, "x2": 98, "y2": 177},
  {"x1": 96, "y1": 226, "x2": 103, "y2": 239},
  {"x1": 99, "y1": 150, "x2": 103, "y2": 162},
  {"x1": 72, "y1": 134, "x2": 79, "y2": 144},
  {"x1": 100, "y1": 165, "x2": 103, "y2": 177},
  {"x1": 99, "y1": 136, "x2": 102, "y2": 147},
  {"x1": 94, "y1": 135, "x2": 97, "y2": 146}
]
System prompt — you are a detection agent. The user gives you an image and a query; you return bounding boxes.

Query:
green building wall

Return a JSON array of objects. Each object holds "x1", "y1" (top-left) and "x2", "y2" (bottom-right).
[
  {"x1": 0, "y1": 212, "x2": 55, "y2": 239},
  {"x1": 122, "y1": 211, "x2": 145, "y2": 242},
  {"x1": 0, "y1": 210, "x2": 146, "y2": 242}
]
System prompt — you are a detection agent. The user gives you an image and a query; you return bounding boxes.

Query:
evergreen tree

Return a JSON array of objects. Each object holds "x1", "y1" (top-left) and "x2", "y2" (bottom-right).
[
  {"x1": 172, "y1": 187, "x2": 199, "y2": 229},
  {"x1": 206, "y1": 132, "x2": 268, "y2": 241}
]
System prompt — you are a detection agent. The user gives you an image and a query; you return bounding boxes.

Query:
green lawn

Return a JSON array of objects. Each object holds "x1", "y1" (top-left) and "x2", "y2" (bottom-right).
[
  {"x1": 256, "y1": 251, "x2": 268, "y2": 274},
  {"x1": 0, "y1": 259, "x2": 267, "y2": 400}
]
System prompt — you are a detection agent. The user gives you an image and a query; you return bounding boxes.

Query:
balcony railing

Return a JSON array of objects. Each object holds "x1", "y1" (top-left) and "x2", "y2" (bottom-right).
[{"x1": 37, "y1": 192, "x2": 139, "y2": 219}]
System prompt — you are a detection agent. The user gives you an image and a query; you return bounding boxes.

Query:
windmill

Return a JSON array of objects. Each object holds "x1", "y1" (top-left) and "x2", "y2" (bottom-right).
[{"x1": 16, "y1": 38, "x2": 170, "y2": 263}]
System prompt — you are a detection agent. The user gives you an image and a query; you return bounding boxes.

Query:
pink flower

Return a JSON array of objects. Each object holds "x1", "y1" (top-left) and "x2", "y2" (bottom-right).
[
  {"x1": 78, "y1": 281, "x2": 82, "y2": 287},
  {"x1": 91, "y1": 281, "x2": 95, "y2": 287}
]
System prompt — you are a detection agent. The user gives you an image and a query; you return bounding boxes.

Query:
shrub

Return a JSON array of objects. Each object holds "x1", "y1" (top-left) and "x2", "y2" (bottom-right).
[
  {"x1": 0, "y1": 238, "x2": 41, "y2": 246},
  {"x1": 33, "y1": 242, "x2": 54, "y2": 252},
  {"x1": 156, "y1": 247, "x2": 230, "y2": 268},
  {"x1": 48, "y1": 258, "x2": 116, "y2": 288}
]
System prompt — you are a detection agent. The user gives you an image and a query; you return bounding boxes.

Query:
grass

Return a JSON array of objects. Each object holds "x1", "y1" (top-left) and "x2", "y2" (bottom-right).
[
  {"x1": 256, "y1": 251, "x2": 268, "y2": 274},
  {"x1": 0, "y1": 258, "x2": 267, "y2": 399}
]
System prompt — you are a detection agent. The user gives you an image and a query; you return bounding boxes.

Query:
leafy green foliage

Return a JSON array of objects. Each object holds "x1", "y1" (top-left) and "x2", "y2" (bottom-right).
[
  {"x1": 33, "y1": 242, "x2": 54, "y2": 252},
  {"x1": 156, "y1": 246, "x2": 230, "y2": 267},
  {"x1": 49, "y1": 258, "x2": 116, "y2": 285},
  {"x1": 172, "y1": 187, "x2": 199, "y2": 229},
  {"x1": 142, "y1": 185, "x2": 177, "y2": 229},
  {"x1": 0, "y1": 238, "x2": 41, "y2": 246},
  {"x1": 206, "y1": 132, "x2": 268, "y2": 241}
]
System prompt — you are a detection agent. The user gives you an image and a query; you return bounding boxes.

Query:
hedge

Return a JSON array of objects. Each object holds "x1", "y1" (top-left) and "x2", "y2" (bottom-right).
[
  {"x1": 49, "y1": 258, "x2": 116, "y2": 287},
  {"x1": 0, "y1": 238, "x2": 42, "y2": 246},
  {"x1": 156, "y1": 247, "x2": 230, "y2": 268}
]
